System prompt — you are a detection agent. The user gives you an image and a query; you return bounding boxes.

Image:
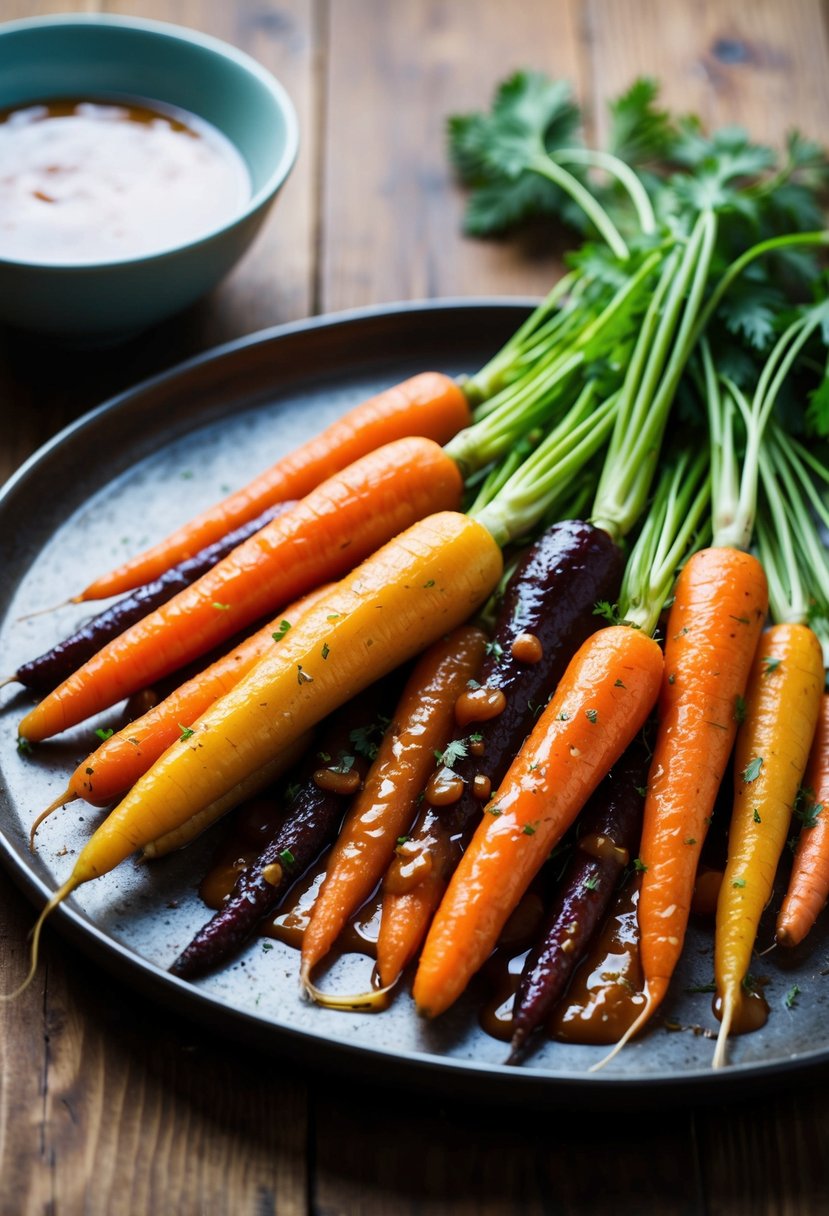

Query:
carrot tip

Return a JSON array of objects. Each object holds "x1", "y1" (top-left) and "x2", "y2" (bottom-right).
[
  {"x1": 712, "y1": 995, "x2": 735, "y2": 1070},
  {"x1": 588, "y1": 977, "x2": 667, "y2": 1073},
  {"x1": 301, "y1": 965, "x2": 396, "y2": 1013},
  {"x1": 29, "y1": 789, "x2": 76, "y2": 853},
  {"x1": 0, "y1": 877, "x2": 76, "y2": 1001},
  {"x1": 16, "y1": 597, "x2": 75, "y2": 621}
]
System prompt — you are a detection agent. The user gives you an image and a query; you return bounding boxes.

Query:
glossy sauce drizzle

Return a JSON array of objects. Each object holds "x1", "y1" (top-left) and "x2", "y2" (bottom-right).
[{"x1": 0, "y1": 97, "x2": 251, "y2": 264}]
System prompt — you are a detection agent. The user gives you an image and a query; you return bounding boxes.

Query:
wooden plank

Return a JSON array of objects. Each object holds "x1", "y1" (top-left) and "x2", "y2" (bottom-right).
[
  {"x1": 311, "y1": 1083, "x2": 701, "y2": 1216},
  {"x1": 583, "y1": 0, "x2": 829, "y2": 145},
  {"x1": 321, "y1": 0, "x2": 586, "y2": 312}
]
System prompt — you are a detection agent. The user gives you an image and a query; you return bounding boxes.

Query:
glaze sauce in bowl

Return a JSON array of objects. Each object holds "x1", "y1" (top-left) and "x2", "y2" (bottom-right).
[{"x1": 0, "y1": 97, "x2": 251, "y2": 265}]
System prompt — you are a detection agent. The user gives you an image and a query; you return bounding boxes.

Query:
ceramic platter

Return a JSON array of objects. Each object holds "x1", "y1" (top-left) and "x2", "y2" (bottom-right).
[{"x1": 2, "y1": 301, "x2": 827, "y2": 1108}]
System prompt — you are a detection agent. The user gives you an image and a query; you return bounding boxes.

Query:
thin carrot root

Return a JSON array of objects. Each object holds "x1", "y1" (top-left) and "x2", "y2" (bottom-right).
[
  {"x1": 712, "y1": 994, "x2": 736, "y2": 1070},
  {"x1": 0, "y1": 877, "x2": 77, "y2": 1001},
  {"x1": 29, "y1": 788, "x2": 77, "y2": 852},
  {"x1": 300, "y1": 964, "x2": 396, "y2": 1013},
  {"x1": 16, "y1": 598, "x2": 75, "y2": 621},
  {"x1": 588, "y1": 977, "x2": 667, "y2": 1072}
]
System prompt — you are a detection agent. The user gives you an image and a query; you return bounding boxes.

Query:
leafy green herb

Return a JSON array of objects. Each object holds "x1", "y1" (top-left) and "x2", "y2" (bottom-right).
[
  {"x1": 784, "y1": 984, "x2": 801, "y2": 1010},
  {"x1": 178, "y1": 724, "x2": 195, "y2": 741},
  {"x1": 583, "y1": 875, "x2": 599, "y2": 891},
  {"x1": 95, "y1": 727, "x2": 114, "y2": 742},
  {"x1": 212, "y1": 602, "x2": 230, "y2": 611},
  {"x1": 734, "y1": 694, "x2": 747, "y2": 724},
  {"x1": 297, "y1": 666, "x2": 313, "y2": 685},
  {"x1": 272, "y1": 620, "x2": 292, "y2": 641},
  {"x1": 742, "y1": 756, "x2": 763, "y2": 783},
  {"x1": 763, "y1": 656, "x2": 782, "y2": 675},
  {"x1": 321, "y1": 642, "x2": 330, "y2": 660},
  {"x1": 732, "y1": 877, "x2": 747, "y2": 889},
  {"x1": 585, "y1": 708, "x2": 598, "y2": 724},
  {"x1": 279, "y1": 848, "x2": 295, "y2": 866},
  {"x1": 16, "y1": 737, "x2": 32, "y2": 756},
  {"x1": 435, "y1": 738, "x2": 469, "y2": 769},
  {"x1": 485, "y1": 640, "x2": 504, "y2": 660},
  {"x1": 523, "y1": 823, "x2": 537, "y2": 836}
]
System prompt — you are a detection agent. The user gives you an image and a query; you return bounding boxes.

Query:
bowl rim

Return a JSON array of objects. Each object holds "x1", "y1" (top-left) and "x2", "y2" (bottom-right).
[{"x1": 0, "y1": 11, "x2": 300, "y2": 272}]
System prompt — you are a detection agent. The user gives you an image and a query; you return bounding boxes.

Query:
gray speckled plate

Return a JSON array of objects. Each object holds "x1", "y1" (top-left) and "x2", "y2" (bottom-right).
[{"x1": 1, "y1": 300, "x2": 827, "y2": 1108}]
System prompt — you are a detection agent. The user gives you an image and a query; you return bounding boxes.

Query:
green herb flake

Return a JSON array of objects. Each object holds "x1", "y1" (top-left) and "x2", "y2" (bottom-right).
[
  {"x1": 279, "y1": 848, "x2": 295, "y2": 866},
  {"x1": 557, "y1": 711, "x2": 570, "y2": 722},
  {"x1": 523, "y1": 823, "x2": 537, "y2": 836},
  {"x1": 753, "y1": 807, "x2": 762, "y2": 824},
  {"x1": 763, "y1": 656, "x2": 782, "y2": 676},
  {"x1": 684, "y1": 837, "x2": 697, "y2": 846},
  {"x1": 585, "y1": 708, "x2": 598, "y2": 724},
  {"x1": 212, "y1": 602, "x2": 231, "y2": 611},
  {"x1": 272, "y1": 620, "x2": 292, "y2": 641},
  {"x1": 297, "y1": 665, "x2": 313, "y2": 685},
  {"x1": 784, "y1": 984, "x2": 801, "y2": 1010},
  {"x1": 178, "y1": 724, "x2": 195, "y2": 741},
  {"x1": 321, "y1": 642, "x2": 330, "y2": 660},
  {"x1": 423, "y1": 579, "x2": 436, "y2": 588},
  {"x1": 633, "y1": 858, "x2": 648, "y2": 873},
  {"x1": 732, "y1": 877, "x2": 747, "y2": 889},
  {"x1": 635, "y1": 785, "x2": 648, "y2": 798},
  {"x1": 396, "y1": 836, "x2": 410, "y2": 846},
  {"x1": 437, "y1": 738, "x2": 469, "y2": 769},
  {"x1": 16, "y1": 736, "x2": 32, "y2": 756},
  {"x1": 487, "y1": 804, "x2": 503, "y2": 817},
  {"x1": 742, "y1": 756, "x2": 764, "y2": 783},
  {"x1": 327, "y1": 613, "x2": 342, "y2": 622},
  {"x1": 583, "y1": 875, "x2": 599, "y2": 891},
  {"x1": 485, "y1": 640, "x2": 504, "y2": 660},
  {"x1": 734, "y1": 694, "x2": 747, "y2": 724},
  {"x1": 95, "y1": 727, "x2": 114, "y2": 742},
  {"x1": 614, "y1": 678, "x2": 626, "y2": 688}
]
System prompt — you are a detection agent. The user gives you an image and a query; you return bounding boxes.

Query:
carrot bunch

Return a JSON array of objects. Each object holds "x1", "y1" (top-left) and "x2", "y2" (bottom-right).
[{"x1": 10, "y1": 70, "x2": 829, "y2": 1081}]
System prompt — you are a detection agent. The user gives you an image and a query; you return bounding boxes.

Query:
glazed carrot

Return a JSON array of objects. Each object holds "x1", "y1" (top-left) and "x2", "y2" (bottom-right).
[
  {"x1": 78, "y1": 372, "x2": 471, "y2": 601},
  {"x1": 412, "y1": 625, "x2": 664, "y2": 1019},
  {"x1": 712, "y1": 622, "x2": 823, "y2": 1068},
  {"x1": 19, "y1": 437, "x2": 462, "y2": 742},
  {"x1": 604, "y1": 547, "x2": 768, "y2": 1058},
  {"x1": 141, "y1": 732, "x2": 313, "y2": 858},
  {"x1": 776, "y1": 695, "x2": 829, "y2": 948},
  {"x1": 300, "y1": 623, "x2": 487, "y2": 1002},
  {"x1": 23, "y1": 511, "x2": 503, "y2": 971},
  {"x1": 29, "y1": 584, "x2": 333, "y2": 839}
]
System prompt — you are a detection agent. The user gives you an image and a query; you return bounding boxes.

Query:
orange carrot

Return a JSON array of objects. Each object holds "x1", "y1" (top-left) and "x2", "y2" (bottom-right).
[
  {"x1": 412, "y1": 625, "x2": 664, "y2": 1019},
  {"x1": 776, "y1": 695, "x2": 829, "y2": 948},
  {"x1": 21, "y1": 511, "x2": 503, "y2": 985},
  {"x1": 29, "y1": 584, "x2": 333, "y2": 840},
  {"x1": 599, "y1": 547, "x2": 768, "y2": 1061},
  {"x1": 712, "y1": 621, "x2": 823, "y2": 1067},
  {"x1": 19, "y1": 437, "x2": 462, "y2": 742},
  {"x1": 300, "y1": 623, "x2": 487, "y2": 1003},
  {"x1": 78, "y1": 373, "x2": 470, "y2": 601}
]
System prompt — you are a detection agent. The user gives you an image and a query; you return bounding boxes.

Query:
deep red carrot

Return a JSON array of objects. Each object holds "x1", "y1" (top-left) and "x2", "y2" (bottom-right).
[
  {"x1": 13, "y1": 503, "x2": 295, "y2": 694},
  {"x1": 18, "y1": 437, "x2": 462, "y2": 742},
  {"x1": 77, "y1": 373, "x2": 471, "y2": 601},
  {"x1": 374, "y1": 519, "x2": 624, "y2": 989},
  {"x1": 413, "y1": 625, "x2": 664, "y2": 1019},
  {"x1": 168, "y1": 686, "x2": 392, "y2": 979}
]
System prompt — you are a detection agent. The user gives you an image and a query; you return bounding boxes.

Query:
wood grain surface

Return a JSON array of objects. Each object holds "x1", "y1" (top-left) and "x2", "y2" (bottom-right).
[{"x1": 3, "y1": 2, "x2": 829, "y2": 1213}]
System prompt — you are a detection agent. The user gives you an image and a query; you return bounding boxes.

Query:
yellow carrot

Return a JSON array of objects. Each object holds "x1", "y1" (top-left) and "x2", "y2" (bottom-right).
[{"x1": 712, "y1": 622, "x2": 824, "y2": 1068}]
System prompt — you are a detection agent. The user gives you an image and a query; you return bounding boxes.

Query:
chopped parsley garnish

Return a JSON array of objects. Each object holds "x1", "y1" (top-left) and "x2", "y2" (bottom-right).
[
  {"x1": 784, "y1": 984, "x2": 801, "y2": 1010},
  {"x1": 435, "y1": 738, "x2": 469, "y2": 769},
  {"x1": 95, "y1": 727, "x2": 114, "y2": 742},
  {"x1": 585, "y1": 708, "x2": 598, "y2": 724},
  {"x1": 279, "y1": 848, "x2": 295, "y2": 866},
  {"x1": 272, "y1": 620, "x2": 292, "y2": 641},
  {"x1": 742, "y1": 756, "x2": 763, "y2": 783},
  {"x1": 321, "y1": 642, "x2": 330, "y2": 660},
  {"x1": 178, "y1": 724, "x2": 195, "y2": 741}
]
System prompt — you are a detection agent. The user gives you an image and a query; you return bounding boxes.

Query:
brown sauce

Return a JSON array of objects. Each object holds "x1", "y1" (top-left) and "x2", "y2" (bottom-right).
[
  {"x1": 712, "y1": 987, "x2": 770, "y2": 1034},
  {"x1": 0, "y1": 97, "x2": 250, "y2": 264},
  {"x1": 510, "y1": 632, "x2": 543, "y2": 664},
  {"x1": 455, "y1": 685, "x2": 506, "y2": 726},
  {"x1": 549, "y1": 878, "x2": 646, "y2": 1046}
]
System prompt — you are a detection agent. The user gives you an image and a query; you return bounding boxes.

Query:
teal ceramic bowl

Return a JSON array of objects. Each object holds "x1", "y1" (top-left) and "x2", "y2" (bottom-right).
[{"x1": 0, "y1": 14, "x2": 299, "y2": 340}]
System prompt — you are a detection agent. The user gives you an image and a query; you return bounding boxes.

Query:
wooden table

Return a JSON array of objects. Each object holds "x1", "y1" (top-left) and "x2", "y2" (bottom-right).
[{"x1": 4, "y1": 1, "x2": 829, "y2": 1212}]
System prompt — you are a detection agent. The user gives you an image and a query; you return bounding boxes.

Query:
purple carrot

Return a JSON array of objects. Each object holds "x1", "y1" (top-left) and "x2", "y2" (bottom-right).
[
  {"x1": 169, "y1": 685, "x2": 390, "y2": 980},
  {"x1": 506, "y1": 738, "x2": 649, "y2": 1065},
  {"x1": 15, "y1": 501, "x2": 294, "y2": 693},
  {"x1": 380, "y1": 519, "x2": 624, "y2": 970}
]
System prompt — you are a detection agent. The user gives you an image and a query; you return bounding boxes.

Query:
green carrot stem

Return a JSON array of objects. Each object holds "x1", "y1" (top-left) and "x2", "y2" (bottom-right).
[
  {"x1": 591, "y1": 208, "x2": 716, "y2": 540},
  {"x1": 620, "y1": 450, "x2": 711, "y2": 636},
  {"x1": 555, "y1": 147, "x2": 657, "y2": 234},
  {"x1": 528, "y1": 153, "x2": 630, "y2": 260},
  {"x1": 473, "y1": 385, "x2": 618, "y2": 546}
]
